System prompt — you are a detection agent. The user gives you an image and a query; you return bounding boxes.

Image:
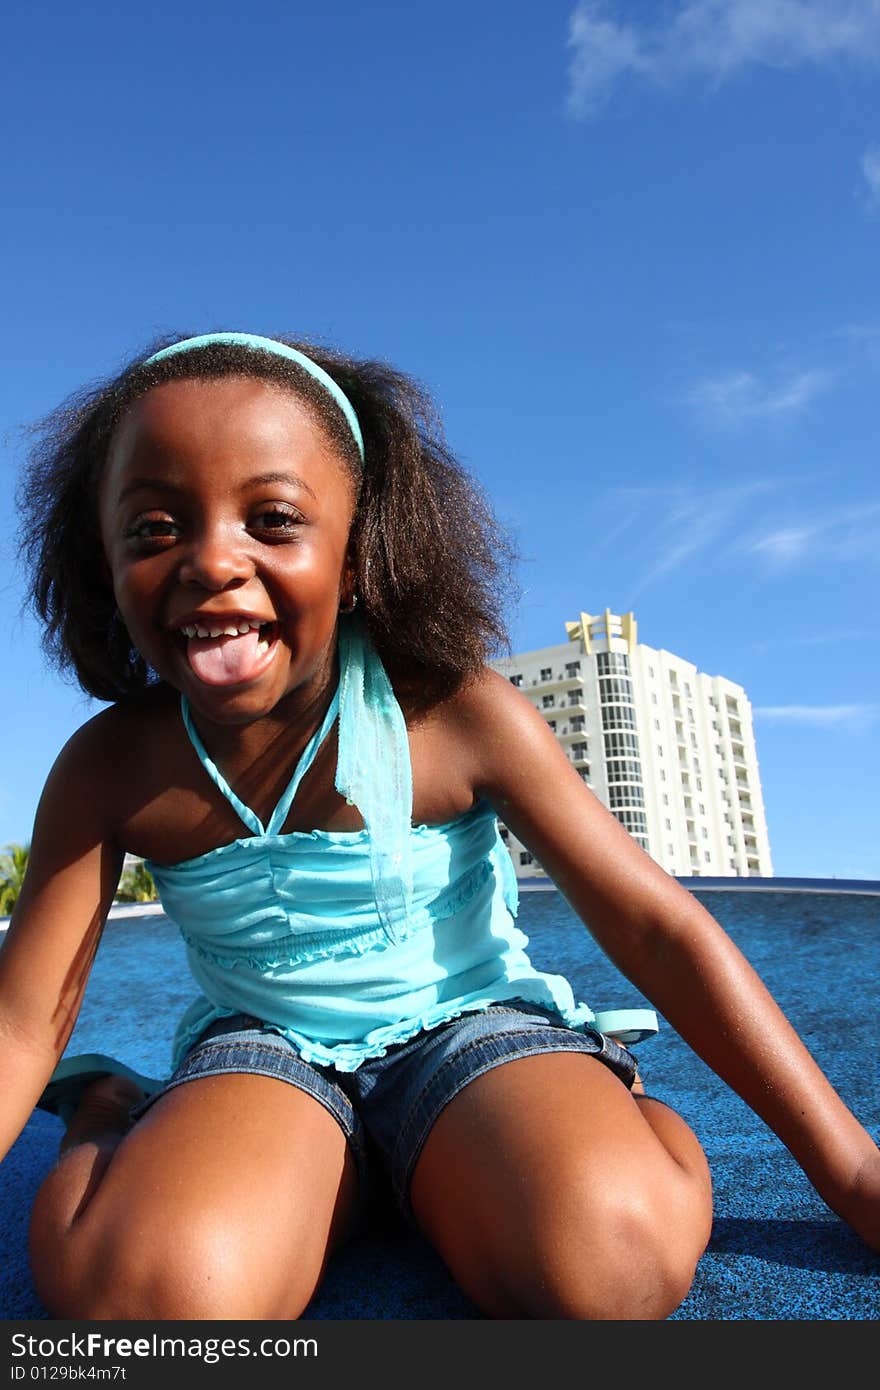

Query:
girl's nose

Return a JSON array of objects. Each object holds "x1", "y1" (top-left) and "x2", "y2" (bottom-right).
[{"x1": 177, "y1": 526, "x2": 255, "y2": 590}]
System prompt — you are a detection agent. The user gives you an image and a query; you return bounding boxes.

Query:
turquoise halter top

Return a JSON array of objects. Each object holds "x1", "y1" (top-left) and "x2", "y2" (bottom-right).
[{"x1": 147, "y1": 622, "x2": 642, "y2": 1073}]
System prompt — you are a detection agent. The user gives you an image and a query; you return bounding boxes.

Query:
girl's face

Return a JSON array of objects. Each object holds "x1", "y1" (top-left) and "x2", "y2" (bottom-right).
[{"x1": 99, "y1": 376, "x2": 357, "y2": 727}]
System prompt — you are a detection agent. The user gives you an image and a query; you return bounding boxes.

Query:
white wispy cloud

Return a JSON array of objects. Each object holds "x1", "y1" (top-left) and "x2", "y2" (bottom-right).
[
  {"x1": 745, "y1": 501, "x2": 880, "y2": 568},
  {"x1": 862, "y1": 143, "x2": 880, "y2": 212},
  {"x1": 754, "y1": 703, "x2": 880, "y2": 730},
  {"x1": 834, "y1": 320, "x2": 880, "y2": 342},
  {"x1": 604, "y1": 484, "x2": 880, "y2": 594},
  {"x1": 567, "y1": 0, "x2": 880, "y2": 116},
  {"x1": 752, "y1": 628, "x2": 877, "y2": 654},
  {"x1": 687, "y1": 366, "x2": 834, "y2": 423},
  {"x1": 606, "y1": 479, "x2": 778, "y2": 584}
]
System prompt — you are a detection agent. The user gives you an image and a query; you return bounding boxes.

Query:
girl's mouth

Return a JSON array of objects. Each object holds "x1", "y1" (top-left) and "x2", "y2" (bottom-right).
[{"x1": 176, "y1": 619, "x2": 280, "y2": 686}]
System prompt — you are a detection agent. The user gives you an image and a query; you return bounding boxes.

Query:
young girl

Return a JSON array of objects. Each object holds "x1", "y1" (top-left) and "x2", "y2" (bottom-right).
[{"x1": 2, "y1": 332, "x2": 877, "y2": 1321}]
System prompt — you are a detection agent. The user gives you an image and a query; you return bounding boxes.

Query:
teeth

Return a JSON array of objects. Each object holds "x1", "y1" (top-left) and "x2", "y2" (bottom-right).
[{"x1": 179, "y1": 620, "x2": 266, "y2": 639}]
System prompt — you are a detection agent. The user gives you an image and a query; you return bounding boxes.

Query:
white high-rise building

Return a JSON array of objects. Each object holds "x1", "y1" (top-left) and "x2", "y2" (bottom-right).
[{"x1": 492, "y1": 609, "x2": 772, "y2": 880}]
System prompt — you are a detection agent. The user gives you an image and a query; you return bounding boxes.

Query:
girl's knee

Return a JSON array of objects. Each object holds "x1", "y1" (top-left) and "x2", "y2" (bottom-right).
[
  {"x1": 495, "y1": 1172, "x2": 710, "y2": 1320},
  {"x1": 34, "y1": 1213, "x2": 317, "y2": 1320}
]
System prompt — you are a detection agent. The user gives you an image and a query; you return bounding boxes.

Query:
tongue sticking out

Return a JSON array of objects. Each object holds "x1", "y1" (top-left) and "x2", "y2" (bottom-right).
[{"x1": 186, "y1": 628, "x2": 271, "y2": 686}]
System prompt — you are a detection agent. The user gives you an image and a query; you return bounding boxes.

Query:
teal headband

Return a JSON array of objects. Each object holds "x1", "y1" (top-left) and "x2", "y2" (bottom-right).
[{"x1": 144, "y1": 332, "x2": 365, "y2": 462}]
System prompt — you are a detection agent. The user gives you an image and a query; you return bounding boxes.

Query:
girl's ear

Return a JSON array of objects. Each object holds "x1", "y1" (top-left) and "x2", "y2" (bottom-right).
[{"x1": 339, "y1": 548, "x2": 358, "y2": 613}]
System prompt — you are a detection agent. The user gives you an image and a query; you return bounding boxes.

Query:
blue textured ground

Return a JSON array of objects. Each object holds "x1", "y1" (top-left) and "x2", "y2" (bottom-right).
[{"x1": 2, "y1": 887, "x2": 878, "y2": 1320}]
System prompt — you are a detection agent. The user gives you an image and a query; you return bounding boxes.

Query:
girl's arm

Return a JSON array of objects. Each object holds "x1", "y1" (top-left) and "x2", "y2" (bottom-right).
[
  {"x1": 0, "y1": 715, "x2": 125, "y2": 1166},
  {"x1": 460, "y1": 673, "x2": 880, "y2": 1250}
]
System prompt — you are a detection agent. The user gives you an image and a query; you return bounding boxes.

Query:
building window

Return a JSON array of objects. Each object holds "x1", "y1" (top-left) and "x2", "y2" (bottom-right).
[
  {"x1": 654, "y1": 718, "x2": 660, "y2": 730},
  {"x1": 604, "y1": 732, "x2": 640, "y2": 756},
  {"x1": 519, "y1": 851, "x2": 533, "y2": 866},
  {"x1": 509, "y1": 674, "x2": 523, "y2": 687},
  {"x1": 607, "y1": 758, "x2": 643, "y2": 783},
  {"x1": 665, "y1": 818, "x2": 672, "y2": 830},
  {"x1": 599, "y1": 676, "x2": 634, "y2": 702},
  {"x1": 542, "y1": 695, "x2": 555, "y2": 708},
  {"x1": 662, "y1": 793, "x2": 668, "y2": 805},
  {"x1": 602, "y1": 707, "x2": 636, "y2": 730},
  {"x1": 609, "y1": 787, "x2": 645, "y2": 809},
  {"x1": 540, "y1": 667, "x2": 552, "y2": 681},
  {"x1": 565, "y1": 661, "x2": 581, "y2": 677},
  {"x1": 569, "y1": 715, "x2": 585, "y2": 731},
  {"x1": 597, "y1": 652, "x2": 631, "y2": 675},
  {"x1": 547, "y1": 720, "x2": 557, "y2": 731}
]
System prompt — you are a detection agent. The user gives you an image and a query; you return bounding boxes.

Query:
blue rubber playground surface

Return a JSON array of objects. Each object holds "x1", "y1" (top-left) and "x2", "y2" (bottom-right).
[{"x1": 2, "y1": 883, "x2": 878, "y2": 1320}]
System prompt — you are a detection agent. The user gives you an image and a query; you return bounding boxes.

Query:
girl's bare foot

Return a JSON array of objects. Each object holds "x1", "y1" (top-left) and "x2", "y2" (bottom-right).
[{"x1": 59, "y1": 1075, "x2": 146, "y2": 1155}]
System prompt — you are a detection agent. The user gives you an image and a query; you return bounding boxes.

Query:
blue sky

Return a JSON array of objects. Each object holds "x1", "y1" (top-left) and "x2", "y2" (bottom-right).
[{"x1": 1, "y1": 0, "x2": 878, "y2": 878}]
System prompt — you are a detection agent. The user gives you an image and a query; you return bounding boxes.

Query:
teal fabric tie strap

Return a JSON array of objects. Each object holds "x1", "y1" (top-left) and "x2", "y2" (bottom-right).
[
  {"x1": 144, "y1": 332, "x2": 365, "y2": 461},
  {"x1": 336, "y1": 619, "x2": 413, "y2": 945},
  {"x1": 177, "y1": 620, "x2": 412, "y2": 945},
  {"x1": 180, "y1": 688, "x2": 341, "y2": 838}
]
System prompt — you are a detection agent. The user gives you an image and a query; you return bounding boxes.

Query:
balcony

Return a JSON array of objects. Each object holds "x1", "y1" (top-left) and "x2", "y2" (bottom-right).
[
  {"x1": 527, "y1": 672, "x2": 584, "y2": 694},
  {"x1": 562, "y1": 697, "x2": 588, "y2": 715},
  {"x1": 557, "y1": 723, "x2": 587, "y2": 741}
]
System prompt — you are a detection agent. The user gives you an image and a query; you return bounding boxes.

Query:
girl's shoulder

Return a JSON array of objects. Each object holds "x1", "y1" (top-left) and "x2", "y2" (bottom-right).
[
  {"x1": 32, "y1": 688, "x2": 183, "y2": 855},
  {"x1": 52, "y1": 688, "x2": 182, "y2": 802},
  {"x1": 405, "y1": 666, "x2": 545, "y2": 803},
  {"x1": 416, "y1": 665, "x2": 541, "y2": 738},
  {"x1": 64, "y1": 685, "x2": 180, "y2": 752}
]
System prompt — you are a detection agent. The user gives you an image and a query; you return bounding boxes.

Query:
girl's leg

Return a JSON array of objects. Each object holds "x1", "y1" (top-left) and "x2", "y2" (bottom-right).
[
  {"x1": 29, "y1": 1072, "x2": 359, "y2": 1320},
  {"x1": 409, "y1": 1051, "x2": 712, "y2": 1320}
]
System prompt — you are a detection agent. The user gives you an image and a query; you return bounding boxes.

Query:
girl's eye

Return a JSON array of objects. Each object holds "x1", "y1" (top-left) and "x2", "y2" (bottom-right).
[
  {"x1": 250, "y1": 505, "x2": 303, "y2": 535},
  {"x1": 123, "y1": 515, "x2": 180, "y2": 544}
]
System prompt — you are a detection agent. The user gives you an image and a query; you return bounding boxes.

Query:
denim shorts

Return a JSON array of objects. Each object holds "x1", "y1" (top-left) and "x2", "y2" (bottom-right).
[{"x1": 135, "y1": 1003, "x2": 637, "y2": 1222}]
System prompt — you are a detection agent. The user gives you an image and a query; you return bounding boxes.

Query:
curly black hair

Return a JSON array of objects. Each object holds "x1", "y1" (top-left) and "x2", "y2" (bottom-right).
[{"x1": 18, "y1": 334, "x2": 517, "y2": 711}]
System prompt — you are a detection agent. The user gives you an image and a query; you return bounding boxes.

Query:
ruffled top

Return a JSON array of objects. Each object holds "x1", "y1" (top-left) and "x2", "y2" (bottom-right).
[{"x1": 147, "y1": 621, "x2": 599, "y2": 1072}]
